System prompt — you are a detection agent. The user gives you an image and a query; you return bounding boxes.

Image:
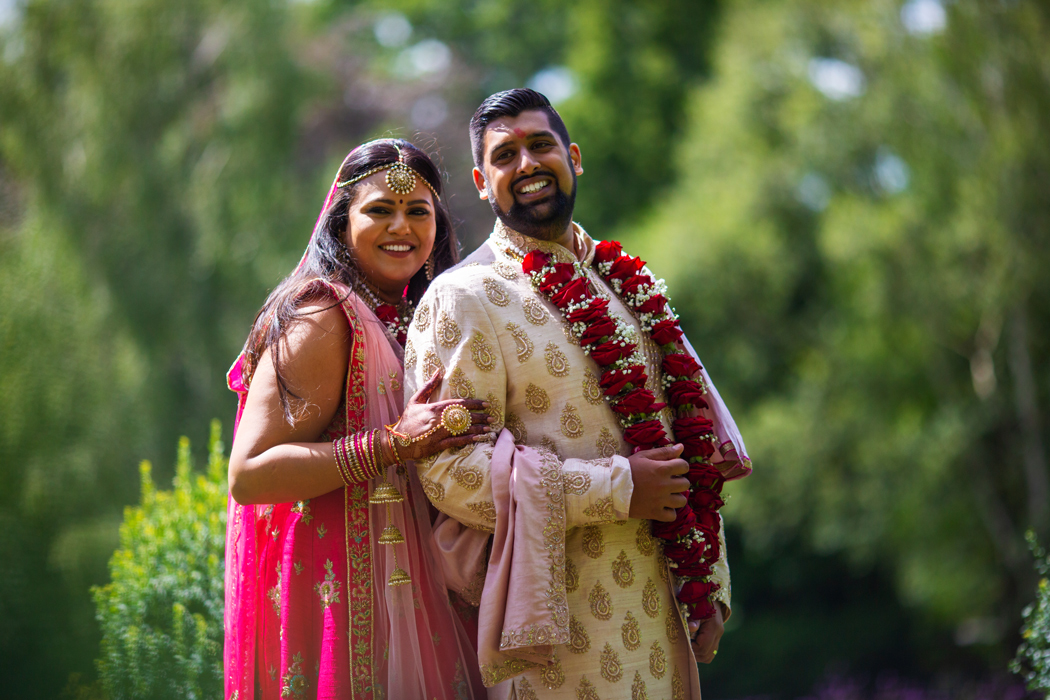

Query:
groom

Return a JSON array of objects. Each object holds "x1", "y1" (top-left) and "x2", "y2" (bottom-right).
[{"x1": 405, "y1": 89, "x2": 750, "y2": 699}]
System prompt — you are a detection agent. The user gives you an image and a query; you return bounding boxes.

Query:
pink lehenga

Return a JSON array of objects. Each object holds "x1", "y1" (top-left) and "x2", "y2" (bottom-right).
[{"x1": 224, "y1": 279, "x2": 483, "y2": 700}]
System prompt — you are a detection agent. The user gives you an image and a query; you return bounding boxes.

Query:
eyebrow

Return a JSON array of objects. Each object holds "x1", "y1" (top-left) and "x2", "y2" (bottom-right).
[
  {"x1": 370, "y1": 198, "x2": 432, "y2": 206},
  {"x1": 488, "y1": 130, "x2": 558, "y2": 159}
]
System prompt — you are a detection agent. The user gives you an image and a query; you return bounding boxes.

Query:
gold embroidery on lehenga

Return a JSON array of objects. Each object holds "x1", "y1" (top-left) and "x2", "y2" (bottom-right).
[
  {"x1": 596, "y1": 427, "x2": 617, "y2": 457},
  {"x1": 588, "y1": 580, "x2": 613, "y2": 621},
  {"x1": 632, "y1": 671, "x2": 649, "y2": 700},
  {"x1": 484, "y1": 277, "x2": 511, "y2": 306},
  {"x1": 565, "y1": 557, "x2": 580, "y2": 593},
  {"x1": 525, "y1": 383, "x2": 551, "y2": 413},
  {"x1": 419, "y1": 474, "x2": 445, "y2": 501},
  {"x1": 575, "y1": 677, "x2": 600, "y2": 700},
  {"x1": 506, "y1": 321, "x2": 535, "y2": 362},
  {"x1": 314, "y1": 559, "x2": 342, "y2": 609},
  {"x1": 601, "y1": 642, "x2": 625, "y2": 683},
  {"x1": 583, "y1": 526, "x2": 605, "y2": 559},
  {"x1": 560, "y1": 403, "x2": 584, "y2": 439},
  {"x1": 544, "y1": 342, "x2": 570, "y2": 377},
  {"x1": 568, "y1": 615, "x2": 591, "y2": 654},
  {"x1": 622, "y1": 610, "x2": 642, "y2": 651},
  {"x1": 315, "y1": 523, "x2": 327, "y2": 539},
  {"x1": 471, "y1": 331, "x2": 497, "y2": 371},
  {"x1": 291, "y1": 500, "x2": 313, "y2": 524},
  {"x1": 505, "y1": 411, "x2": 528, "y2": 443},
  {"x1": 583, "y1": 369, "x2": 604, "y2": 405},
  {"x1": 642, "y1": 578, "x2": 660, "y2": 618},
  {"x1": 612, "y1": 550, "x2": 635, "y2": 588},
  {"x1": 268, "y1": 565, "x2": 282, "y2": 613},
  {"x1": 523, "y1": 297, "x2": 549, "y2": 325},
  {"x1": 437, "y1": 311, "x2": 462, "y2": 348},
  {"x1": 448, "y1": 367, "x2": 476, "y2": 399},
  {"x1": 449, "y1": 463, "x2": 484, "y2": 491},
  {"x1": 281, "y1": 651, "x2": 309, "y2": 698},
  {"x1": 649, "y1": 641, "x2": 667, "y2": 679}
]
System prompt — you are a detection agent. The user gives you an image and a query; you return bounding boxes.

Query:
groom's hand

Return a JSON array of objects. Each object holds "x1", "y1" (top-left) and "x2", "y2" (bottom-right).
[
  {"x1": 689, "y1": 602, "x2": 725, "y2": 663},
  {"x1": 627, "y1": 443, "x2": 690, "y2": 521}
]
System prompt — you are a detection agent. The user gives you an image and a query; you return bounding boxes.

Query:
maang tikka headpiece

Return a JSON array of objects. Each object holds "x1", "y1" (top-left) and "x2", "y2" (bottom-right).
[{"x1": 336, "y1": 144, "x2": 441, "y2": 200}]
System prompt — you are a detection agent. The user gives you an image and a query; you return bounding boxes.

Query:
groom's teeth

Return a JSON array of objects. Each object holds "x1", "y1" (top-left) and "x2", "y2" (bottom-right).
[{"x1": 520, "y1": 180, "x2": 549, "y2": 194}]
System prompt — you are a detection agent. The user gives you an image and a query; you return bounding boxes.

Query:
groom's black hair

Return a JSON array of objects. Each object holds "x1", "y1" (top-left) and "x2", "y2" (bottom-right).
[{"x1": 470, "y1": 88, "x2": 572, "y2": 168}]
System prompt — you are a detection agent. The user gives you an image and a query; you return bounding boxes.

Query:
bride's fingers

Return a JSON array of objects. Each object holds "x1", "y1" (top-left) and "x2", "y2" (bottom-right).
[{"x1": 409, "y1": 369, "x2": 444, "y2": 404}]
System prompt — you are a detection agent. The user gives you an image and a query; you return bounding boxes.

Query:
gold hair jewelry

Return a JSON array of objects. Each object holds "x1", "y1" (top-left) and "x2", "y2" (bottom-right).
[
  {"x1": 440, "y1": 404, "x2": 471, "y2": 436},
  {"x1": 337, "y1": 146, "x2": 440, "y2": 200}
]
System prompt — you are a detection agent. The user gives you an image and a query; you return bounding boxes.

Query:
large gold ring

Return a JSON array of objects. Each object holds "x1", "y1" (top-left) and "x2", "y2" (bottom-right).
[{"x1": 440, "y1": 404, "x2": 471, "y2": 436}]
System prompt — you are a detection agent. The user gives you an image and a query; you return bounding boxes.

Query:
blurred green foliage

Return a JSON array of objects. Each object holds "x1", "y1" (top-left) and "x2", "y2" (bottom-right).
[
  {"x1": 0, "y1": 0, "x2": 1047, "y2": 696},
  {"x1": 92, "y1": 422, "x2": 227, "y2": 699},
  {"x1": 1012, "y1": 532, "x2": 1050, "y2": 696}
]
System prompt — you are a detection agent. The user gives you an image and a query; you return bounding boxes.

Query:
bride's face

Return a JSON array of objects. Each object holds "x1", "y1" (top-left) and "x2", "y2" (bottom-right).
[{"x1": 344, "y1": 172, "x2": 437, "y2": 302}]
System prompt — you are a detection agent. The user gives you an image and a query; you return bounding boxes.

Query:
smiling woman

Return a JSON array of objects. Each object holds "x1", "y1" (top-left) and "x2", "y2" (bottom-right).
[{"x1": 223, "y1": 139, "x2": 489, "y2": 700}]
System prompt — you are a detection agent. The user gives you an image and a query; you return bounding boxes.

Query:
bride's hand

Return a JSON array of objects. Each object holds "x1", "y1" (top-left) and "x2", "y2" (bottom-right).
[{"x1": 384, "y1": 369, "x2": 492, "y2": 463}]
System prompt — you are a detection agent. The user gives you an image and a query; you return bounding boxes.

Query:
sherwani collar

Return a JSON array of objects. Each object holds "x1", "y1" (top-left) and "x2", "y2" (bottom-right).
[{"x1": 491, "y1": 219, "x2": 596, "y2": 266}]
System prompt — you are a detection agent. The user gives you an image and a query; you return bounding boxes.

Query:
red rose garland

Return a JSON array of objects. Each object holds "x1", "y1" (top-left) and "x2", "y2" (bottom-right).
[{"x1": 522, "y1": 241, "x2": 726, "y2": 623}]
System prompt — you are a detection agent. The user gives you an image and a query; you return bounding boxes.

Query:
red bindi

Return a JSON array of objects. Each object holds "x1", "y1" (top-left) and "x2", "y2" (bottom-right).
[{"x1": 513, "y1": 128, "x2": 526, "y2": 137}]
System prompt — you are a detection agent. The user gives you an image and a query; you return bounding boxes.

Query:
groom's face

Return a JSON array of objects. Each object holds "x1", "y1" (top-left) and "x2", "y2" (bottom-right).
[{"x1": 472, "y1": 110, "x2": 583, "y2": 241}]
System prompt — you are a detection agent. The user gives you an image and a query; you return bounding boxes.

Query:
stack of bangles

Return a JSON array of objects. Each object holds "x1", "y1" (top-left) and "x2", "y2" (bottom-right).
[{"x1": 332, "y1": 430, "x2": 389, "y2": 485}]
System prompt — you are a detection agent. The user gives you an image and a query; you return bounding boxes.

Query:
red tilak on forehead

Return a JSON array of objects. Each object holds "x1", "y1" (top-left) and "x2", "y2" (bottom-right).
[{"x1": 513, "y1": 128, "x2": 526, "y2": 137}]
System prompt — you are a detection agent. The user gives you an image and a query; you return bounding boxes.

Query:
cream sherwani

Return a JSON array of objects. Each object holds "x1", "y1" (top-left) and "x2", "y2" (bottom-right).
[{"x1": 405, "y1": 223, "x2": 730, "y2": 700}]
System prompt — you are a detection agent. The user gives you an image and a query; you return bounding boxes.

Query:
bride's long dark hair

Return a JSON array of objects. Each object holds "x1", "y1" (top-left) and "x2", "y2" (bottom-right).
[{"x1": 241, "y1": 138, "x2": 459, "y2": 422}]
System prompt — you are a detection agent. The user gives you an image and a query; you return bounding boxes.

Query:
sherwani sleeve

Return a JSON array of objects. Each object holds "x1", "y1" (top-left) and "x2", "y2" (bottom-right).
[{"x1": 404, "y1": 279, "x2": 633, "y2": 533}]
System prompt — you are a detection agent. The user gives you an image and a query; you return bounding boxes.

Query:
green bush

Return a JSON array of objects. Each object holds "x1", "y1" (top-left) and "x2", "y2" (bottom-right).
[
  {"x1": 1012, "y1": 530, "x2": 1050, "y2": 697},
  {"x1": 92, "y1": 421, "x2": 227, "y2": 700}
]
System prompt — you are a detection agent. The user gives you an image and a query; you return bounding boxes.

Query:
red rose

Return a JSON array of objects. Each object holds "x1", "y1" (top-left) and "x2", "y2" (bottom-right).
[
  {"x1": 551, "y1": 278, "x2": 592, "y2": 308},
  {"x1": 600, "y1": 365, "x2": 647, "y2": 396},
  {"x1": 522, "y1": 250, "x2": 550, "y2": 276},
  {"x1": 607, "y1": 255, "x2": 645, "y2": 281},
  {"x1": 637, "y1": 293, "x2": 668, "y2": 315},
  {"x1": 619, "y1": 273, "x2": 651, "y2": 296},
  {"x1": 695, "y1": 508, "x2": 721, "y2": 535},
  {"x1": 651, "y1": 504, "x2": 696, "y2": 540},
  {"x1": 689, "y1": 488, "x2": 724, "y2": 512},
  {"x1": 594, "y1": 240, "x2": 623, "y2": 264},
  {"x1": 665, "y1": 541, "x2": 714, "y2": 577},
  {"x1": 663, "y1": 353, "x2": 702, "y2": 378},
  {"x1": 623, "y1": 419, "x2": 669, "y2": 448},
  {"x1": 589, "y1": 341, "x2": 636, "y2": 366},
  {"x1": 649, "y1": 319, "x2": 684, "y2": 346},
  {"x1": 612, "y1": 388, "x2": 658, "y2": 416},
  {"x1": 374, "y1": 304, "x2": 399, "y2": 325},
  {"x1": 687, "y1": 464, "x2": 724, "y2": 491},
  {"x1": 566, "y1": 298, "x2": 609, "y2": 324},
  {"x1": 538, "y1": 262, "x2": 575, "y2": 293},
  {"x1": 675, "y1": 416, "x2": 716, "y2": 459},
  {"x1": 686, "y1": 598, "x2": 718, "y2": 622},
  {"x1": 579, "y1": 317, "x2": 617, "y2": 346},
  {"x1": 666, "y1": 380, "x2": 708, "y2": 409}
]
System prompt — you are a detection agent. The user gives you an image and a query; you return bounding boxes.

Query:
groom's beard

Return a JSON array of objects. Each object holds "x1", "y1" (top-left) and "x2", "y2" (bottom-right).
[{"x1": 488, "y1": 173, "x2": 577, "y2": 242}]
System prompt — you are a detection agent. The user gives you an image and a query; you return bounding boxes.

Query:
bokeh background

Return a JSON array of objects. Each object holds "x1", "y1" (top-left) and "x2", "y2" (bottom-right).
[{"x1": 1, "y1": 0, "x2": 1048, "y2": 697}]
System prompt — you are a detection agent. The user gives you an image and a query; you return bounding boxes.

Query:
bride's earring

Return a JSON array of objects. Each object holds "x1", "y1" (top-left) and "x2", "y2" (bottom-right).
[{"x1": 425, "y1": 253, "x2": 436, "y2": 281}]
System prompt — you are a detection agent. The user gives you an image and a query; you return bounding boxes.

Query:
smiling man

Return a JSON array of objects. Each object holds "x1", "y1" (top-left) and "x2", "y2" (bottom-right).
[{"x1": 405, "y1": 89, "x2": 751, "y2": 699}]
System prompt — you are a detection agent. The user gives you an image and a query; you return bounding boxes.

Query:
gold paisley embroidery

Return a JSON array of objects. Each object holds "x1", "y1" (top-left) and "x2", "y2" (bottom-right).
[
  {"x1": 467, "y1": 500, "x2": 497, "y2": 524},
  {"x1": 596, "y1": 427, "x2": 617, "y2": 457},
  {"x1": 493, "y1": 260, "x2": 519, "y2": 280},
  {"x1": 576, "y1": 677, "x2": 600, "y2": 700},
  {"x1": 665, "y1": 605, "x2": 681, "y2": 644},
  {"x1": 568, "y1": 615, "x2": 591, "y2": 655},
  {"x1": 419, "y1": 474, "x2": 445, "y2": 501},
  {"x1": 484, "y1": 277, "x2": 511, "y2": 306},
  {"x1": 450, "y1": 463, "x2": 484, "y2": 491},
  {"x1": 583, "y1": 369, "x2": 603, "y2": 405},
  {"x1": 584, "y1": 496, "x2": 617, "y2": 523},
  {"x1": 563, "y1": 471, "x2": 591, "y2": 495},
  {"x1": 642, "y1": 578, "x2": 660, "y2": 618},
  {"x1": 588, "y1": 580, "x2": 613, "y2": 621},
  {"x1": 601, "y1": 642, "x2": 624, "y2": 683},
  {"x1": 486, "y1": 393, "x2": 504, "y2": 431},
  {"x1": 517, "y1": 678, "x2": 539, "y2": 700},
  {"x1": 523, "y1": 297, "x2": 549, "y2": 325},
  {"x1": 544, "y1": 342, "x2": 570, "y2": 377},
  {"x1": 649, "y1": 641, "x2": 667, "y2": 680},
  {"x1": 449, "y1": 441, "x2": 476, "y2": 457},
  {"x1": 636, "y1": 520, "x2": 657, "y2": 557},
  {"x1": 565, "y1": 557, "x2": 580, "y2": 593},
  {"x1": 413, "y1": 303, "x2": 432, "y2": 331},
  {"x1": 404, "y1": 338, "x2": 417, "y2": 370},
  {"x1": 612, "y1": 550, "x2": 635, "y2": 588},
  {"x1": 622, "y1": 610, "x2": 642, "y2": 651},
  {"x1": 540, "y1": 437, "x2": 559, "y2": 456},
  {"x1": 672, "y1": 666, "x2": 686, "y2": 700},
  {"x1": 505, "y1": 411, "x2": 528, "y2": 443},
  {"x1": 437, "y1": 311, "x2": 462, "y2": 348},
  {"x1": 583, "y1": 526, "x2": 605, "y2": 559},
  {"x1": 540, "y1": 652, "x2": 565, "y2": 689},
  {"x1": 448, "y1": 366, "x2": 476, "y2": 399},
  {"x1": 525, "y1": 383, "x2": 551, "y2": 413},
  {"x1": 471, "y1": 331, "x2": 497, "y2": 371},
  {"x1": 314, "y1": 559, "x2": 341, "y2": 609},
  {"x1": 506, "y1": 321, "x2": 535, "y2": 362},
  {"x1": 658, "y1": 553, "x2": 669, "y2": 583},
  {"x1": 422, "y1": 349, "x2": 444, "y2": 379},
  {"x1": 560, "y1": 403, "x2": 584, "y2": 439},
  {"x1": 632, "y1": 671, "x2": 649, "y2": 700}
]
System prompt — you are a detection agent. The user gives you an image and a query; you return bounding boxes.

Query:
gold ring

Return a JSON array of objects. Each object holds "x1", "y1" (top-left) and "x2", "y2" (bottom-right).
[
  {"x1": 712, "y1": 650, "x2": 718, "y2": 656},
  {"x1": 440, "y1": 404, "x2": 471, "y2": 436}
]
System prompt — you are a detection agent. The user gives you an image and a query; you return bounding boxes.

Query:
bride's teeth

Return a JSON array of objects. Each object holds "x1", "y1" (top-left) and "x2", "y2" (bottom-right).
[{"x1": 382, "y1": 244, "x2": 412, "y2": 252}]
